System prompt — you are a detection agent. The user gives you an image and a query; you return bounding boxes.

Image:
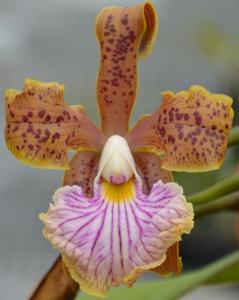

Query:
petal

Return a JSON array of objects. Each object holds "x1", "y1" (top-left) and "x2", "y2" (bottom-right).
[
  {"x1": 127, "y1": 86, "x2": 234, "y2": 172},
  {"x1": 134, "y1": 151, "x2": 173, "y2": 194},
  {"x1": 152, "y1": 242, "x2": 182, "y2": 275},
  {"x1": 63, "y1": 151, "x2": 100, "y2": 197},
  {"x1": 40, "y1": 179, "x2": 193, "y2": 297},
  {"x1": 133, "y1": 151, "x2": 181, "y2": 275},
  {"x1": 96, "y1": 1, "x2": 158, "y2": 136},
  {"x1": 5, "y1": 79, "x2": 105, "y2": 169}
]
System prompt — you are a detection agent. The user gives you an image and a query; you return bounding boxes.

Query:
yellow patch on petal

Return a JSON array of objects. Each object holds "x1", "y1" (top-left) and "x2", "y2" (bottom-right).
[
  {"x1": 101, "y1": 179, "x2": 135, "y2": 203},
  {"x1": 127, "y1": 85, "x2": 234, "y2": 172},
  {"x1": 5, "y1": 89, "x2": 21, "y2": 104},
  {"x1": 5, "y1": 78, "x2": 105, "y2": 169}
]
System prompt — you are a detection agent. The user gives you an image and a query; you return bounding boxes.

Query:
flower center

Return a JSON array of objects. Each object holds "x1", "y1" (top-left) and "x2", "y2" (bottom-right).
[
  {"x1": 96, "y1": 135, "x2": 139, "y2": 185},
  {"x1": 101, "y1": 179, "x2": 135, "y2": 203}
]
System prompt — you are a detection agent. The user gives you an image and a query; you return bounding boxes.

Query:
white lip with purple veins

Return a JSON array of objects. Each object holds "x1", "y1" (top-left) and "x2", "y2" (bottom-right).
[{"x1": 40, "y1": 135, "x2": 194, "y2": 298}]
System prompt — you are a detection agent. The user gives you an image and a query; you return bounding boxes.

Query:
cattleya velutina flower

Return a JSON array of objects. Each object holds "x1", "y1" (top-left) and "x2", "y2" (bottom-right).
[{"x1": 5, "y1": 1, "x2": 234, "y2": 298}]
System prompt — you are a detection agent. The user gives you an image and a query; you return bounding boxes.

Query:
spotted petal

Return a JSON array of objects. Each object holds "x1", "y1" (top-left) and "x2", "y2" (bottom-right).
[
  {"x1": 127, "y1": 86, "x2": 234, "y2": 172},
  {"x1": 96, "y1": 1, "x2": 158, "y2": 136},
  {"x1": 40, "y1": 179, "x2": 193, "y2": 297},
  {"x1": 134, "y1": 151, "x2": 173, "y2": 194},
  {"x1": 63, "y1": 151, "x2": 100, "y2": 197},
  {"x1": 5, "y1": 79, "x2": 105, "y2": 169}
]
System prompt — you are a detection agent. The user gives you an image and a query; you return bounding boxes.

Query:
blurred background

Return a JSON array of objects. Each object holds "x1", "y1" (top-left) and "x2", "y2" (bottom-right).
[{"x1": 0, "y1": 0, "x2": 239, "y2": 299}]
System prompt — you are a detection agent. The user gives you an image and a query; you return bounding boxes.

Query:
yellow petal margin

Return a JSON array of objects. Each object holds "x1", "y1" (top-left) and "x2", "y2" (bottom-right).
[
  {"x1": 127, "y1": 86, "x2": 234, "y2": 172},
  {"x1": 96, "y1": 1, "x2": 158, "y2": 136},
  {"x1": 5, "y1": 79, "x2": 105, "y2": 169}
]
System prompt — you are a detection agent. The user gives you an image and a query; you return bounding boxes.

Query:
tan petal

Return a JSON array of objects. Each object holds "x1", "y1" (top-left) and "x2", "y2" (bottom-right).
[
  {"x1": 96, "y1": 1, "x2": 158, "y2": 136},
  {"x1": 134, "y1": 151, "x2": 173, "y2": 194},
  {"x1": 5, "y1": 79, "x2": 105, "y2": 169},
  {"x1": 152, "y1": 242, "x2": 182, "y2": 275},
  {"x1": 127, "y1": 86, "x2": 234, "y2": 172},
  {"x1": 63, "y1": 151, "x2": 100, "y2": 197}
]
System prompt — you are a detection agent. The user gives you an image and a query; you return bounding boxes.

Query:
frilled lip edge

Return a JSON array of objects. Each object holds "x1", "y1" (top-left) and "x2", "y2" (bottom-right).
[{"x1": 40, "y1": 179, "x2": 194, "y2": 298}]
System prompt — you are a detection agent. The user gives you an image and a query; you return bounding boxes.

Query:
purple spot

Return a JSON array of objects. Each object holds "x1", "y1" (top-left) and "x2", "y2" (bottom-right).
[
  {"x1": 22, "y1": 116, "x2": 28, "y2": 122},
  {"x1": 38, "y1": 110, "x2": 46, "y2": 118},
  {"x1": 45, "y1": 115, "x2": 51, "y2": 122},
  {"x1": 27, "y1": 111, "x2": 33, "y2": 118}
]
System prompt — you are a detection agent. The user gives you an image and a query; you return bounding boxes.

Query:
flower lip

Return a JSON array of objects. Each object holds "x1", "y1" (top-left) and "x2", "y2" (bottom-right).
[
  {"x1": 40, "y1": 179, "x2": 194, "y2": 297},
  {"x1": 95, "y1": 135, "x2": 141, "y2": 185}
]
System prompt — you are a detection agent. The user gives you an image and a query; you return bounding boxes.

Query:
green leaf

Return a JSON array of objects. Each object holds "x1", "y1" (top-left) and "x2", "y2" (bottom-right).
[{"x1": 77, "y1": 251, "x2": 239, "y2": 300}]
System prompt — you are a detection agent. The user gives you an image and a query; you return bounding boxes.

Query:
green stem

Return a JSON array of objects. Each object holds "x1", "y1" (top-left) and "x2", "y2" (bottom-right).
[
  {"x1": 148, "y1": 250, "x2": 239, "y2": 300},
  {"x1": 228, "y1": 126, "x2": 239, "y2": 147},
  {"x1": 194, "y1": 191, "x2": 239, "y2": 218},
  {"x1": 188, "y1": 175, "x2": 239, "y2": 205},
  {"x1": 180, "y1": 250, "x2": 239, "y2": 289}
]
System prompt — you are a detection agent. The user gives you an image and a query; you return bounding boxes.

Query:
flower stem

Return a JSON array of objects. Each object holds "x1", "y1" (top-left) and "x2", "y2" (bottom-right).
[
  {"x1": 228, "y1": 126, "x2": 239, "y2": 147},
  {"x1": 188, "y1": 175, "x2": 239, "y2": 205},
  {"x1": 194, "y1": 191, "x2": 239, "y2": 218}
]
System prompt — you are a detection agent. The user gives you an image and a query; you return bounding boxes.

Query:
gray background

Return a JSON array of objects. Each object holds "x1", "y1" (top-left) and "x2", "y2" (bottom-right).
[{"x1": 0, "y1": 0, "x2": 239, "y2": 299}]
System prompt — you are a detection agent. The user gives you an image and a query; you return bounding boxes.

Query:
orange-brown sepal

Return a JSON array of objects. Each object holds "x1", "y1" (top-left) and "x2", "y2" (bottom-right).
[
  {"x1": 127, "y1": 86, "x2": 234, "y2": 172},
  {"x1": 96, "y1": 1, "x2": 158, "y2": 136},
  {"x1": 5, "y1": 79, "x2": 105, "y2": 169}
]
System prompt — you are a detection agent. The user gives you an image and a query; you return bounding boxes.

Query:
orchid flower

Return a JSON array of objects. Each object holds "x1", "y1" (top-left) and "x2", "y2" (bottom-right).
[{"x1": 5, "y1": 1, "x2": 234, "y2": 298}]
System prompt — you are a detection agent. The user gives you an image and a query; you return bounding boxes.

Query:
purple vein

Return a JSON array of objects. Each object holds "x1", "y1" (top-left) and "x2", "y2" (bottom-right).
[
  {"x1": 56, "y1": 201, "x2": 105, "y2": 229},
  {"x1": 129, "y1": 203, "x2": 155, "y2": 261},
  {"x1": 106, "y1": 204, "x2": 114, "y2": 285},
  {"x1": 63, "y1": 208, "x2": 105, "y2": 251},
  {"x1": 86, "y1": 203, "x2": 109, "y2": 274},
  {"x1": 118, "y1": 203, "x2": 124, "y2": 272}
]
